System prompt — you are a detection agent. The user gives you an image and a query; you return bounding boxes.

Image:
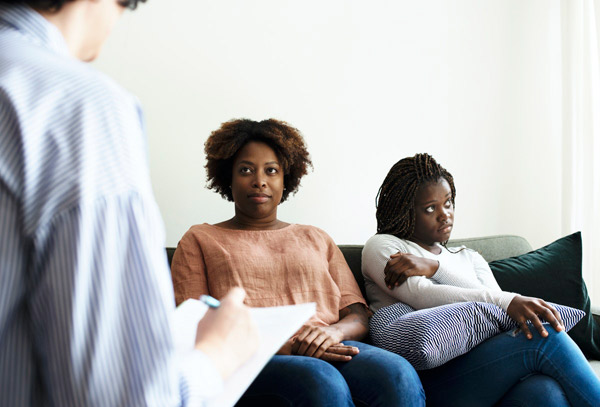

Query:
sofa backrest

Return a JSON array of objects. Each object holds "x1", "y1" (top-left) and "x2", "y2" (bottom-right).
[{"x1": 165, "y1": 234, "x2": 532, "y2": 300}]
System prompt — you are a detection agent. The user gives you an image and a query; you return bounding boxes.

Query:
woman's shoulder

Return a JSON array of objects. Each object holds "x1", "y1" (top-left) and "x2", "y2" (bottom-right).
[{"x1": 185, "y1": 223, "x2": 215, "y2": 234}]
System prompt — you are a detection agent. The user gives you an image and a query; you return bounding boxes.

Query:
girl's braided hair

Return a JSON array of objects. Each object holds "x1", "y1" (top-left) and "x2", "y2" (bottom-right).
[{"x1": 376, "y1": 153, "x2": 456, "y2": 239}]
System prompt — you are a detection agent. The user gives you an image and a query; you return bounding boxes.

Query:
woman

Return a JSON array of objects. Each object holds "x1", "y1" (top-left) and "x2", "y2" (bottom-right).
[
  {"x1": 171, "y1": 119, "x2": 424, "y2": 406},
  {"x1": 362, "y1": 153, "x2": 600, "y2": 407}
]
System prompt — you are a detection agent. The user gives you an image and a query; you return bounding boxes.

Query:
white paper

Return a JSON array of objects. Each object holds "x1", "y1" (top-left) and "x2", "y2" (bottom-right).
[{"x1": 172, "y1": 299, "x2": 316, "y2": 407}]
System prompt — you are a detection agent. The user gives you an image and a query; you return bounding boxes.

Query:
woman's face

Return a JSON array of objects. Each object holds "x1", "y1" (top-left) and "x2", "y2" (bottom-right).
[
  {"x1": 231, "y1": 141, "x2": 284, "y2": 221},
  {"x1": 410, "y1": 177, "x2": 454, "y2": 247}
]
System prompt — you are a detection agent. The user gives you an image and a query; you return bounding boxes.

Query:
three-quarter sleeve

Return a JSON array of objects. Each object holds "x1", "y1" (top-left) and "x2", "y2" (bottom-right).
[{"x1": 323, "y1": 234, "x2": 368, "y2": 311}]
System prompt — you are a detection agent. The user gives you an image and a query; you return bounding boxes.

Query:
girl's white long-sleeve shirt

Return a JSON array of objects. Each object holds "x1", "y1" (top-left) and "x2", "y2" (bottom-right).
[{"x1": 362, "y1": 234, "x2": 517, "y2": 313}]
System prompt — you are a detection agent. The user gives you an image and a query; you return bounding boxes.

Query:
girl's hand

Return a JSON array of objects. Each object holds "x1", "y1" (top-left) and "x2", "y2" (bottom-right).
[
  {"x1": 384, "y1": 252, "x2": 439, "y2": 289},
  {"x1": 291, "y1": 325, "x2": 347, "y2": 360},
  {"x1": 506, "y1": 295, "x2": 565, "y2": 339}
]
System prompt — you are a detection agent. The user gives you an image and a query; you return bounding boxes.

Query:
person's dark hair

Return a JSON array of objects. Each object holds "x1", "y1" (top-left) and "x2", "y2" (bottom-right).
[
  {"x1": 0, "y1": 0, "x2": 145, "y2": 11},
  {"x1": 376, "y1": 153, "x2": 456, "y2": 239},
  {"x1": 204, "y1": 118, "x2": 312, "y2": 203}
]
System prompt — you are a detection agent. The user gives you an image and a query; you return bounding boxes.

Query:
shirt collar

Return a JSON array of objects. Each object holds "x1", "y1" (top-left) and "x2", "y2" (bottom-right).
[{"x1": 0, "y1": 4, "x2": 71, "y2": 58}]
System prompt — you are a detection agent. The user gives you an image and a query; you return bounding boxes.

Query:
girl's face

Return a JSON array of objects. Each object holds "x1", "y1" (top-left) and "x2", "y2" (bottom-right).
[
  {"x1": 409, "y1": 177, "x2": 454, "y2": 248},
  {"x1": 230, "y1": 141, "x2": 284, "y2": 222}
]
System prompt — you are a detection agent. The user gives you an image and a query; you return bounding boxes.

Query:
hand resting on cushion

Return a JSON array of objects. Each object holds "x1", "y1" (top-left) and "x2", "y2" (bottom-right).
[
  {"x1": 507, "y1": 295, "x2": 565, "y2": 339},
  {"x1": 385, "y1": 252, "x2": 566, "y2": 340}
]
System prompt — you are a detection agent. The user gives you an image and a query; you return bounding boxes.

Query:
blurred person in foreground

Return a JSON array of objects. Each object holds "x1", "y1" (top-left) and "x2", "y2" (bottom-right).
[{"x1": 0, "y1": 1, "x2": 258, "y2": 405}]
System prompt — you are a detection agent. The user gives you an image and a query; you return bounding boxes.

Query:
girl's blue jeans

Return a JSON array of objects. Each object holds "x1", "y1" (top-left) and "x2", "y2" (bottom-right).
[{"x1": 420, "y1": 326, "x2": 600, "y2": 407}]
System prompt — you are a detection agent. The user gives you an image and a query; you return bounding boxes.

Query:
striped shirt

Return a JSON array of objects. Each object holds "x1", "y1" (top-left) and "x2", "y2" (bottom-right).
[{"x1": 0, "y1": 5, "x2": 221, "y2": 406}]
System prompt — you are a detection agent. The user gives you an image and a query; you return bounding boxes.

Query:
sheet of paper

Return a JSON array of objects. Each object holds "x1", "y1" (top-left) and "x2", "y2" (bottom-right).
[{"x1": 172, "y1": 299, "x2": 316, "y2": 407}]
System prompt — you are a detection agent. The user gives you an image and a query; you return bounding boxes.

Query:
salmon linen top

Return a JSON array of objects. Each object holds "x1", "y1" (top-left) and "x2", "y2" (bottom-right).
[{"x1": 171, "y1": 223, "x2": 367, "y2": 327}]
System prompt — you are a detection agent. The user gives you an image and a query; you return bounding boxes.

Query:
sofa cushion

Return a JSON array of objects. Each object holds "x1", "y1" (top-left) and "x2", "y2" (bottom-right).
[
  {"x1": 489, "y1": 232, "x2": 600, "y2": 359},
  {"x1": 369, "y1": 300, "x2": 584, "y2": 370},
  {"x1": 448, "y1": 235, "x2": 533, "y2": 262}
]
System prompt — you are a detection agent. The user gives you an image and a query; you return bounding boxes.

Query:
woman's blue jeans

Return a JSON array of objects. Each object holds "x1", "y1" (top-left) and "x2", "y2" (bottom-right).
[
  {"x1": 419, "y1": 326, "x2": 600, "y2": 407},
  {"x1": 236, "y1": 340, "x2": 425, "y2": 406}
]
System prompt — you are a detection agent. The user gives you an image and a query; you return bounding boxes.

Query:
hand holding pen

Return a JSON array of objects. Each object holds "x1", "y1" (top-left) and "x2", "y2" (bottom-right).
[{"x1": 194, "y1": 287, "x2": 259, "y2": 380}]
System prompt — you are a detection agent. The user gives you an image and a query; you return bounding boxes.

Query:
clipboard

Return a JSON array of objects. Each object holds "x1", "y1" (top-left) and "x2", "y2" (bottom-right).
[{"x1": 172, "y1": 299, "x2": 316, "y2": 406}]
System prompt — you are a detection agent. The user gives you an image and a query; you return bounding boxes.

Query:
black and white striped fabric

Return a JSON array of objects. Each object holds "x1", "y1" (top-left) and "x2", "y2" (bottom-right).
[{"x1": 370, "y1": 301, "x2": 585, "y2": 370}]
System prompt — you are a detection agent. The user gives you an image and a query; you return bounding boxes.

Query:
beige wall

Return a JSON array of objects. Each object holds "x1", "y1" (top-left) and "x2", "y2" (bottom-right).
[{"x1": 94, "y1": 0, "x2": 563, "y2": 250}]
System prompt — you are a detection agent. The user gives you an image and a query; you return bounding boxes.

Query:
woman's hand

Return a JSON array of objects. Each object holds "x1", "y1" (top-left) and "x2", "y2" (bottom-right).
[
  {"x1": 288, "y1": 303, "x2": 367, "y2": 362},
  {"x1": 291, "y1": 325, "x2": 345, "y2": 359},
  {"x1": 319, "y1": 344, "x2": 360, "y2": 362},
  {"x1": 276, "y1": 338, "x2": 294, "y2": 355},
  {"x1": 506, "y1": 295, "x2": 565, "y2": 339},
  {"x1": 281, "y1": 333, "x2": 359, "y2": 362},
  {"x1": 384, "y1": 252, "x2": 439, "y2": 289}
]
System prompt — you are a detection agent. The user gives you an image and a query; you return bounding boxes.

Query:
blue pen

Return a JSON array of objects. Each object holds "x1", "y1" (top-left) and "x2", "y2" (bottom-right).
[{"x1": 199, "y1": 294, "x2": 221, "y2": 308}]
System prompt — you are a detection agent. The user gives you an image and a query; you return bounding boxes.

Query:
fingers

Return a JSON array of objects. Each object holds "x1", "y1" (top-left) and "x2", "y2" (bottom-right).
[
  {"x1": 384, "y1": 256, "x2": 407, "y2": 288},
  {"x1": 539, "y1": 301, "x2": 564, "y2": 332},
  {"x1": 299, "y1": 332, "x2": 328, "y2": 357},
  {"x1": 291, "y1": 326, "x2": 315, "y2": 354},
  {"x1": 528, "y1": 313, "x2": 547, "y2": 338},
  {"x1": 384, "y1": 253, "x2": 437, "y2": 289},
  {"x1": 516, "y1": 318, "x2": 534, "y2": 340},
  {"x1": 321, "y1": 352, "x2": 352, "y2": 362},
  {"x1": 320, "y1": 345, "x2": 360, "y2": 362},
  {"x1": 526, "y1": 300, "x2": 565, "y2": 337},
  {"x1": 327, "y1": 344, "x2": 360, "y2": 356},
  {"x1": 507, "y1": 296, "x2": 566, "y2": 340},
  {"x1": 194, "y1": 288, "x2": 259, "y2": 379},
  {"x1": 292, "y1": 326, "x2": 336, "y2": 358},
  {"x1": 384, "y1": 269, "x2": 404, "y2": 289}
]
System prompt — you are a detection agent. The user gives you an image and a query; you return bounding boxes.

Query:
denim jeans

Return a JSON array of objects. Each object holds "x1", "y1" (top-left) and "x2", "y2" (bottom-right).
[
  {"x1": 236, "y1": 340, "x2": 425, "y2": 407},
  {"x1": 419, "y1": 326, "x2": 600, "y2": 407}
]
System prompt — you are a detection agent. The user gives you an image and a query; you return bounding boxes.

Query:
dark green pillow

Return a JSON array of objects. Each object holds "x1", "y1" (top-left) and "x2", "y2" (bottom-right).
[{"x1": 488, "y1": 232, "x2": 600, "y2": 359}]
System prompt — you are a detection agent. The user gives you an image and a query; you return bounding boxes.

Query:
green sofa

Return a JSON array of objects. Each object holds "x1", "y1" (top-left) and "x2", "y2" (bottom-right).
[{"x1": 167, "y1": 234, "x2": 600, "y2": 377}]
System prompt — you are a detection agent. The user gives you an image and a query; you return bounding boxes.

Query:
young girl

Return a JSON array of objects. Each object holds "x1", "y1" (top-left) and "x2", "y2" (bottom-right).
[{"x1": 362, "y1": 153, "x2": 600, "y2": 407}]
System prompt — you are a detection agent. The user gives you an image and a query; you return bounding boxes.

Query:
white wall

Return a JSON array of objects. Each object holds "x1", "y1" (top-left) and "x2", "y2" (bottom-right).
[{"x1": 94, "y1": 0, "x2": 563, "y2": 250}]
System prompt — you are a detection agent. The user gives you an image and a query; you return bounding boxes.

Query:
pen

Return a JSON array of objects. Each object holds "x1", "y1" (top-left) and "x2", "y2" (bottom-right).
[{"x1": 199, "y1": 294, "x2": 221, "y2": 308}]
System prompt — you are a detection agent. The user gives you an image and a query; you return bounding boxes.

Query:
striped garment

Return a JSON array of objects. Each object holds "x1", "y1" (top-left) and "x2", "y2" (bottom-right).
[
  {"x1": 369, "y1": 300, "x2": 585, "y2": 370},
  {"x1": 0, "y1": 5, "x2": 220, "y2": 406}
]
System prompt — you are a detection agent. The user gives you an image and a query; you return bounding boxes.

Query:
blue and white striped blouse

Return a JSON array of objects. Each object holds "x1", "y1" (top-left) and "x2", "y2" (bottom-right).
[{"x1": 0, "y1": 5, "x2": 220, "y2": 406}]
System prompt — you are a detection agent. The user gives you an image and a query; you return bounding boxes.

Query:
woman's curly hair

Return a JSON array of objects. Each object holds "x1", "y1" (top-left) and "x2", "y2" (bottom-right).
[
  {"x1": 376, "y1": 153, "x2": 456, "y2": 239},
  {"x1": 204, "y1": 118, "x2": 313, "y2": 203}
]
